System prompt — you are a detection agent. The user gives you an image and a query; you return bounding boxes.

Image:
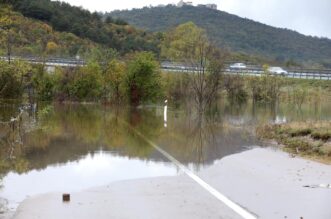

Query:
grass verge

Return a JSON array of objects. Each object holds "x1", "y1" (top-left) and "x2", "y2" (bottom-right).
[{"x1": 257, "y1": 121, "x2": 331, "y2": 164}]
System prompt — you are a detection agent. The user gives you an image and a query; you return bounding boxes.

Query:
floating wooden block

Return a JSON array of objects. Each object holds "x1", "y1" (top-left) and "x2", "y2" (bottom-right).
[{"x1": 63, "y1": 194, "x2": 70, "y2": 202}]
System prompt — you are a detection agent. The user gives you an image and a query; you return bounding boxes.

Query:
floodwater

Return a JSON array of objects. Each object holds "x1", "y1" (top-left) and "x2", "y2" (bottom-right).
[{"x1": 0, "y1": 99, "x2": 331, "y2": 214}]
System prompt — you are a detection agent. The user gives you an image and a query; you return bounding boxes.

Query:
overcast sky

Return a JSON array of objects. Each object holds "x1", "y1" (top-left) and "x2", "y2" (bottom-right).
[{"x1": 58, "y1": 0, "x2": 331, "y2": 39}]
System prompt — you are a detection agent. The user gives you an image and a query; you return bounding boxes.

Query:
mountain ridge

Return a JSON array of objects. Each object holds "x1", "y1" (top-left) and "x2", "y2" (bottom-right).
[{"x1": 110, "y1": 5, "x2": 331, "y2": 66}]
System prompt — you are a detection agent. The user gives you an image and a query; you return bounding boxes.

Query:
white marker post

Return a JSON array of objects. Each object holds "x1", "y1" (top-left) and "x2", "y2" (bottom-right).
[{"x1": 164, "y1": 100, "x2": 168, "y2": 128}]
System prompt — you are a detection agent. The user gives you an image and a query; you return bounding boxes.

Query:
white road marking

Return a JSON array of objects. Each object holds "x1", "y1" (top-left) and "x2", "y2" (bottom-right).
[{"x1": 125, "y1": 123, "x2": 257, "y2": 219}]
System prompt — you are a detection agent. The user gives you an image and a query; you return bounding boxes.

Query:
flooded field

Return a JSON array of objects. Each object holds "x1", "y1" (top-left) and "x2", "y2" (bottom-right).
[{"x1": 1, "y1": 99, "x2": 331, "y2": 215}]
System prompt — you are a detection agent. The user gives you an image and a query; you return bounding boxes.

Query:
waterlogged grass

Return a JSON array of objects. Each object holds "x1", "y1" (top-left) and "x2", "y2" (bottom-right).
[
  {"x1": 311, "y1": 130, "x2": 331, "y2": 141},
  {"x1": 257, "y1": 121, "x2": 331, "y2": 163},
  {"x1": 283, "y1": 78, "x2": 331, "y2": 91}
]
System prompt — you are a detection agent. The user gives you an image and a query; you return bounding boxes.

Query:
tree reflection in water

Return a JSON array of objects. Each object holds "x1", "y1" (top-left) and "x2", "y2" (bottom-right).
[
  {"x1": 187, "y1": 115, "x2": 218, "y2": 166},
  {"x1": 1, "y1": 98, "x2": 330, "y2": 178}
]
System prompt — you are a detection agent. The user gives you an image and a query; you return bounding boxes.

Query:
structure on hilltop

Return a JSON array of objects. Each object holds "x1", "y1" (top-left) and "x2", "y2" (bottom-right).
[
  {"x1": 177, "y1": 1, "x2": 217, "y2": 10},
  {"x1": 177, "y1": 0, "x2": 193, "y2": 7},
  {"x1": 198, "y1": 4, "x2": 217, "y2": 10}
]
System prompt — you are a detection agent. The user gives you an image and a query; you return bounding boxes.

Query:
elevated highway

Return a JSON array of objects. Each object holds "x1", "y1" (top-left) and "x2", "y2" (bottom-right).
[{"x1": 1, "y1": 56, "x2": 331, "y2": 80}]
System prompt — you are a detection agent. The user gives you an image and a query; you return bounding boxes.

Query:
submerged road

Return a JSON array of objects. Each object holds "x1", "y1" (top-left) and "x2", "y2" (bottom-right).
[
  {"x1": 128, "y1": 122, "x2": 257, "y2": 219},
  {"x1": 12, "y1": 146, "x2": 331, "y2": 219}
]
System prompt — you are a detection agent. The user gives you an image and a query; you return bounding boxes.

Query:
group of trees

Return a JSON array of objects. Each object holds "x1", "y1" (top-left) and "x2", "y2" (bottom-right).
[
  {"x1": 224, "y1": 66, "x2": 284, "y2": 105},
  {"x1": 0, "y1": 20, "x2": 287, "y2": 110},
  {"x1": 0, "y1": 52, "x2": 162, "y2": 105},
  {"x1": 249, "y1": 65, "x2": 284, "y2": 103},
  {"x1": 160, "y1": 22, "x2": 286, "y2": 107},
  {"x1": 0, "y1": 15, "x2": 291, "y2": 114}
]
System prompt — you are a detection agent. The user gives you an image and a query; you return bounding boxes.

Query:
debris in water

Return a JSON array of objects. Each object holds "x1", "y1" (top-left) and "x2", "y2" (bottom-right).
[
  {"x1": 63, "y1": 194, "x2": 70, "y2": 202},
  {"x1": 303, "y1": 184, "x2": 330, "y2": 189}
]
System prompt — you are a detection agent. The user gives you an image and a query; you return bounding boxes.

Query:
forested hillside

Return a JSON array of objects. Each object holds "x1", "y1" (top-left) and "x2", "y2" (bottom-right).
[
  {"x1": 0, "y1": 5, "x2": 96, "y2": 57},
  {"x1": 110, "y1": 5, "x2": 331, "y2": 66},
  {"x1": 1, "y1": 0, "x2": 161, "y2": 55}
]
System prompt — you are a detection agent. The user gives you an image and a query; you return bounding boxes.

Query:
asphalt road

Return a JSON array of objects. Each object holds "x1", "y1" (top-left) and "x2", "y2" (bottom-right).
[{"x1": 11, "y1": 147, "x2": 331, "y2": 219}]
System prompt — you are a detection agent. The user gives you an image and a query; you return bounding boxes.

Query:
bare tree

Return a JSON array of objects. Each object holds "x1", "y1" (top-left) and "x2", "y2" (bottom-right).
[
  {"x1": 188, "y1": 41, "x2": 226, "y2": 113},
  {"x1": 161, "y1": 22, "x2": 228, "y2": 113}
]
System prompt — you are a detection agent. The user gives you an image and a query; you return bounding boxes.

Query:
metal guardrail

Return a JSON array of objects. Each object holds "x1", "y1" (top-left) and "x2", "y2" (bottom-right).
[
  {"x1": 223, "y1": 68, "x2": 331, "y2": 80},
  {"x1": 0, "y1": 56, "x2": 86, "y2": 67},
  {"x1": 162, "y1": 66, "x2": 331, "y2": 80},
  {"x1": 1, "y1": 56, "x2": 331, "y2": 80}
]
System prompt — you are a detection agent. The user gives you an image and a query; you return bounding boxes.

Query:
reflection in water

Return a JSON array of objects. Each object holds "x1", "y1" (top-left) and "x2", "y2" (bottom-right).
[
  {"x1": 157, "y1": 111, "x2": 256, "y2": 170},
  {"x1": 2, "y1": 151, "x2": 178, "y2": 210},
  {"x1": 164, "y1": 100, "x2": 168, "y2": 128},
  {"x1": 0, "y1": 99, "x2": 331, "y2": 212}
]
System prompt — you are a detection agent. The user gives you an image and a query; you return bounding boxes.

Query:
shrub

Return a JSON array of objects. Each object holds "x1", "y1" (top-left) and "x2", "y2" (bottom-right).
[
  {"x1": 0, "y1": 61, "x2": 30, "y2": 99},
  {"x1": 103, "y1": 59, "x2": 126, "y2": 102},
  {"x1": 32, "y1": 65, "x2": 59, "y2": 101},
  {"x1": 248, "y1": 69, "x2": 283, "y2": 103},
  {"x1": 292, "y1": 87, "x2": 307, "y2": 109},
  {"x1": 70, "y1": 62, "x2": 103, "y2": 101},
  {"x1": 283, "y1": 138, "x2": 310, "y2": 153},
  {"x1": 224, "y1": 75, "x2": 248, "y2": 103},
  {"x1": 125, "y1": 52, "x2": 162, "y2": 105}
]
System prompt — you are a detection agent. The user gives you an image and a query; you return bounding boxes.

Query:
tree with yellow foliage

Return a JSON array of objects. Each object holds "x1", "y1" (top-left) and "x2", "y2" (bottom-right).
[
  {"x1": 46, "y1": 41, "x2": 59, "y2": 55},
  {"x1": 104, "y1": 59, "x2": 126, "y2": 102}
]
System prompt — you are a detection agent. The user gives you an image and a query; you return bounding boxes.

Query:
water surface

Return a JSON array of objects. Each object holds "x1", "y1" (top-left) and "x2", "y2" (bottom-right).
[{"x1": 1, "y1": 100, "x2": 331, "y2": 212}]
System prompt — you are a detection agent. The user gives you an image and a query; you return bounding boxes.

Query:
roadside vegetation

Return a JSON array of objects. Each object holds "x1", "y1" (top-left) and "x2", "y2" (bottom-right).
[
  {"x1": 223, "y1": 73, "x2": 330, "y2": 164},
  {"x1": 257, "y1": 121, "x2": 331, "y2": 163},
  {"x1": 0, "y1": 51, "x2": 163, "y2": 105}
]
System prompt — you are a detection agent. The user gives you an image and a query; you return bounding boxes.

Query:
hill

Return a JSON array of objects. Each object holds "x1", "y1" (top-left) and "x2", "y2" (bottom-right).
[
  {"x1": 0, "y1": 5, "x2": 96, "y2": 57},
  {"x1": 1, "y1": 0, "x2": 161, "y2": 55},
  {"x1": 110, "y1": 5, "x2": 331, "y2": 66}
]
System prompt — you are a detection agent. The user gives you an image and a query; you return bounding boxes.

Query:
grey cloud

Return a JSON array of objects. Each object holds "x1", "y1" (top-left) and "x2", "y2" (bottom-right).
[{"x1": 220, "y1": 0, "x2": 331, "y2": 38}]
